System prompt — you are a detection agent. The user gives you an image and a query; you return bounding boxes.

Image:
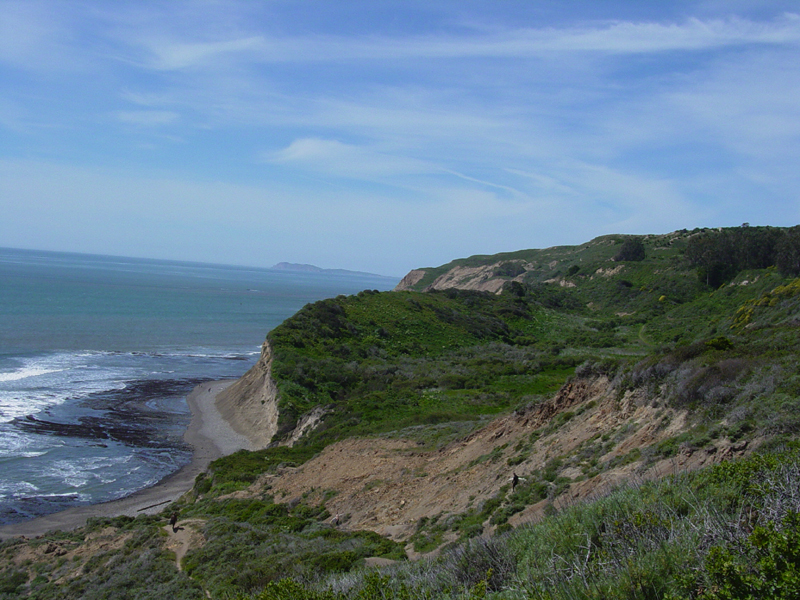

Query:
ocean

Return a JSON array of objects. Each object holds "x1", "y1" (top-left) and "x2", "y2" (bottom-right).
[{"x1": 0, "y1": 247, "x2": 398, "y2": 524}]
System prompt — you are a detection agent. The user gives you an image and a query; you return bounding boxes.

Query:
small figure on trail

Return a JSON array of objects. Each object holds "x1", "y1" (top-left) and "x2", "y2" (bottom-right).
[
  {"x1": 331, "y1": 513, "x2": 340, "y2": 526},
  {"x1": 169, "y1": 511, "x2": 179, "y2": 532},
  {"x1": 511, "y1": 472, "x2": 519, "y2": 491}
]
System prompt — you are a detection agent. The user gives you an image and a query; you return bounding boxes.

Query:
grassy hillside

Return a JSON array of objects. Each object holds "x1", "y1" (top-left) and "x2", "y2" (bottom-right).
[
  {"x1": 267, "y1": 289, "x2": 582, "y2": 443},
  {"x1": 3, "y1": 225, "x2": 800, "y2": 600},
  {"x1": 235, "y1": 447, "x2": 800, "y2": 600},
  {"x1": 403, "y1": 226, "x2": 800, "y2": 295},
  {"x1": 262, "y1": 226, "x2": 800, "y2": 452},
  {"x1": 404, "y1": 230, "x2": 689, "y2": 291}
]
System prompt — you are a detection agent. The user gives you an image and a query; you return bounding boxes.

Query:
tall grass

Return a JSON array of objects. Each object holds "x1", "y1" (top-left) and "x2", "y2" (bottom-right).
[{"x1": 233, "y1": 449, "x2": 800, "y2": 600}]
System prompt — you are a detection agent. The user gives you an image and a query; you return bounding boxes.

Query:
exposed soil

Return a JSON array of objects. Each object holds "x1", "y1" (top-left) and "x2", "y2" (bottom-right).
[
  {"x1": 164, "y1": 519, "x2": 206, "y2": 571},
  {"x1": 235, "y1": 375, "x2": 750, "y2": 548},
  {"x1": 0, "y1": 375, "x2": 755, "y2": 580}
]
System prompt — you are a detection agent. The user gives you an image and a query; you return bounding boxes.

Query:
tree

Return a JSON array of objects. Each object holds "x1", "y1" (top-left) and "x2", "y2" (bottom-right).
[
  {"x1": 614, "y1": 237, "x2": 646, "y2": 262},
  {"x1": 686, "y1": 226, "x2": 784, "y2": 287},
  {"x1": 776, "y1": 226, "x2": 800, "y2": 276}
]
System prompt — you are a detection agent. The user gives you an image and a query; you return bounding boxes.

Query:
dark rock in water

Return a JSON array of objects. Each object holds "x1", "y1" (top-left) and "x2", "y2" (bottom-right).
[
  {"x1": 0, "y1": 494, "x2": 83, "y2": 525},
  {"x1": 2, "y1": 376, "x2": 208, "y2": 525},
  {"x1": 13, "y1": 377, "x2": 207, "y2": 449}
]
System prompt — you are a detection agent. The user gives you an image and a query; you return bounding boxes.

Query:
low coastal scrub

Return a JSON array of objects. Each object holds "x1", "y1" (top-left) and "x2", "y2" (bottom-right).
[
  {"x1": 8, "y1": 447, "x2": 800, "y2": 600},
  {"x1": 178, "y1": 498, "x2": 405, "y2": 598},
  {"x1": 267, "y1": 288, "x2": 617, "y2": 443},
  {"x1": 263, "y1": 228, "x2": 800, "y2": 460},
  {"x1": 6, "y1": 226, "x2": 800, "y2": 599},
  {"x1": 195, "y1": 445, "x2": 323, "y2": 497},
  {"x1": 227, "y1": 447, "x2": 800, "y2": 600},
  {"x1": 0, "y1": 515, "x2": 203, "y2": 600}
]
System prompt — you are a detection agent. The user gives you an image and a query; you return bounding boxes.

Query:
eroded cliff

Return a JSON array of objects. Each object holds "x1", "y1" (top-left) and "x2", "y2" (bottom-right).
[
  {"x1": 225, "y1": 374, "x2": 750, "y2": 546},
  {"x1": 215, "y1": 341, "x2": 279, "y2": 449}
]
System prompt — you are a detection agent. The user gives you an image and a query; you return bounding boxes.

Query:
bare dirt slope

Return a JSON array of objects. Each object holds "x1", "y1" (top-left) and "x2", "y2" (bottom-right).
[{"x1": 232, "y1": 375, "x2": 750, "y2": 545}]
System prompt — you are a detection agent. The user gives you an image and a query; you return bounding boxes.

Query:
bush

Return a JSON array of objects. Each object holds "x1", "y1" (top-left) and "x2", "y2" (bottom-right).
[
  {"x1": 686, "y1": 512, "x2": 800, "y2": 599},
  {"x1": 614, "y1": 237, "x2": 646, "y2": 262},
  {"x1": 0, "y1": 570, "x2": 27, "y2": 594}
]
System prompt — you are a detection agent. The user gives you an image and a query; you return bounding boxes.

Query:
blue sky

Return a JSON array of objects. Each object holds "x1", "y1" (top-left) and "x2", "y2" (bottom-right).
[{"x1": 1, "y1": 1, "x2": 799, "y2": 276}]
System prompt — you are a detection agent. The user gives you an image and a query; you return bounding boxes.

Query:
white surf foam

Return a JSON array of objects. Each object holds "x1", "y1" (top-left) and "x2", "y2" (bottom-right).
[
  {"x1": 0, "y1": 366, "x2": 64, "y2": 383},
  {"x1": 0, "y1": 352, "x2": 130, "y2": 422}
]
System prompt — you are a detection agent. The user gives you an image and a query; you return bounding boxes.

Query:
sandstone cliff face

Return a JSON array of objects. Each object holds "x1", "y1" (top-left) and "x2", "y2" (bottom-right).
[
  {"x1": 424, "y1": 265, "x2": 515, "y2": 293},
  {"x1": 215, "y1": 341, "x2": 279, "y2": 449},
  {"x1": 394, "y1": 264, "x2": 524, "y2": 294},
  {"x1": 394, "y1": 269, "x2": 427, "y2": 291}
]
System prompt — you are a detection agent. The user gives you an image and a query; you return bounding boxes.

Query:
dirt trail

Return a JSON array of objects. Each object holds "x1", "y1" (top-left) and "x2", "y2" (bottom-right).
[{"x1": 163, "y1": 519, "x2": 206, "y2": 571}]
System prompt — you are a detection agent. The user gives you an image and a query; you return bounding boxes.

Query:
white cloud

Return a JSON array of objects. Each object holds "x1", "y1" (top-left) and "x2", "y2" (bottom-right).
[
  {"x1": 2, "y1": 3, "x2": 799, "y2": 273},
  {"x1": 505, "y1": 168, "x2": 579, "y2": 196},
  {"x1": 267, "y1": 138, "x2": 435, "y2": 179},
  {"x1": 524, "y1": 15, "x2": 800, "y2": 54},
  {"x1": 669, "y1": 50, "x2": 800, "y2": 158},
  {"x1": 141, "y1": 36, "x2": 268, "y2": 70},
  {"x1": 117, "y1": 110, "x2": 179, "y2": 126},
  {"x1": 120, "y1": 14, "x2": 800, "y2": 72}
]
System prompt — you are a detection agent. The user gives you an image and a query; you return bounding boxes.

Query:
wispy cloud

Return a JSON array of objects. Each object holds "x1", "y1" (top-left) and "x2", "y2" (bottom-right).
[
  {"x1": 1, "y1": 2, "x2": 798, "y2": 273},
  {"x1": 124, "y1": 14, "x2": 800, "y2": 71},
  {"x1": 267, "y1": 138, "x2": 434, "y2": 179},
  {"x1": 117, "y1": 110, "x2": 179, "y2": 126},
  {"x1": 141, "y1": 36, "x2": 267, "y2": 70},
  {"x1": 0, "y1": 1, "x2": 60, "y2": 69}
]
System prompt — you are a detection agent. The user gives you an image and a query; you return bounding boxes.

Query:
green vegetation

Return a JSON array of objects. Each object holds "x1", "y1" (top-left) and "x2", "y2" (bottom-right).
[
  {"x1": 267, "y1": 288, "x2": 587, "y2": 441},
  {"x1": 405, "y1": 226, "x2": 800, "y2": 294},
  {"x1": 196, "y1": 445, "x2": 323, "y2": 496},
  {"x1": 5, "y1": 225, "x2": 800, "y2": 599},
  {"x1": 614, "y1": 236, "x2": 646, "y2": 262},
  {"x1": 261, "y1": 226, "x2": 800, "y2": 462},
  {"x1": 227, "y1": 448, "x2": 800, "y2": 599},
  {"x1": 178, "y1": 498, "x2": 404, "y2": 597},
  {"x1": 0, "y1": 515, "x2": 204, "y2": 599},
  {"x1": 685, "y1": 225, "x2": 800, "y2": 286}
]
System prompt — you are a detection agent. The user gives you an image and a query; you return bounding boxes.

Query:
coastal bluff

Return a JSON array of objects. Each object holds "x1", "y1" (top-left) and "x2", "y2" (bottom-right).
[{"x1": 215, "y1": 341, "x2": 279, "y2": 449}]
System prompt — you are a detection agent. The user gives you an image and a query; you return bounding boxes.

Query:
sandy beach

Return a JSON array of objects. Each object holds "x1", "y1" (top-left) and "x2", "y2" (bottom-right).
[{"x1": 0, "y1": 380, "x2": 253, "y2": 540}]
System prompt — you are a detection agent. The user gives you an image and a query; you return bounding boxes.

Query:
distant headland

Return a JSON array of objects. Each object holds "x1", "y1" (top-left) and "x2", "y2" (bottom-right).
[{"x1": 270, "y1": 262, "x2": 398, "y2": 281}]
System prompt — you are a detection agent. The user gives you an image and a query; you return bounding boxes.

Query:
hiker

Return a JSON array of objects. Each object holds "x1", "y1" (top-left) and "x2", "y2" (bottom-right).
[{"x1": 169, "y1": 511, "x2": 179, "y2": 532}]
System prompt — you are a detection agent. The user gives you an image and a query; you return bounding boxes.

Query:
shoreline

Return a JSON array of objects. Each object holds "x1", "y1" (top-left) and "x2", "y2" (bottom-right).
[{"x1": 0, "y1": 380, "x2": 251, "y2": 540}]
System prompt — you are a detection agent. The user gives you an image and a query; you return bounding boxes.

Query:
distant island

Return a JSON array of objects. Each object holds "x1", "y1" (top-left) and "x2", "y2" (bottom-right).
[{"x1": 270, "y1": 262, "x2": 398, "y2": 280}]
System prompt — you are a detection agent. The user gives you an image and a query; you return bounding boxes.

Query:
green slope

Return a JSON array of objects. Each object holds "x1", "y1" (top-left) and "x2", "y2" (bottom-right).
[
  {"x1": 263, "y1": 226, "x2": 800, "y2": 450},
  {"x1": 6, "y1": 225, "x2": 800, "y2": 600}
]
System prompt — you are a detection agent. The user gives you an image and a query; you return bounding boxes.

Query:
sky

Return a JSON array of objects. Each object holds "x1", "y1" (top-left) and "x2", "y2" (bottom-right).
[{"x1": 1, "y1": 1, "x2": 799, "y2": 277}]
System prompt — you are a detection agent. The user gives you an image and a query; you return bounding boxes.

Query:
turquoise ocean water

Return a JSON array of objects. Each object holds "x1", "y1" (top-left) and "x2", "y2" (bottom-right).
[{"x1": 0, "y1": 247, "x2": 398, "y2": 524}]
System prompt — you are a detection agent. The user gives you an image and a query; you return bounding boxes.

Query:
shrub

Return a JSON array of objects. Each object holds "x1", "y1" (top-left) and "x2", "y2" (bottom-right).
[
  {"x1": 614, "y1": 238, "x2": 646, "y2": 262},
  {"x1": 0, "y1": 570, "x2": 27, "y2": 594},
  {"x1": 685, "y1": 512, "x2": 800, "y2": 600}
]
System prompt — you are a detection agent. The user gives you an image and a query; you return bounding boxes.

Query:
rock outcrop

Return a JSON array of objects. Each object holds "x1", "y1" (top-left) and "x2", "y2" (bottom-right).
[
  {"x1": 424, "y1": 265, "x2": 512, "y2": 294},
  {"x1": 394, "y1": 269, "x2": 427, "y2": 291},
  {"x1": 394, "y1": 265, "x2": 520, "y2": 294},
  {"x1": 215, "y1": 341, "x2": 279, "y2": 449}
]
